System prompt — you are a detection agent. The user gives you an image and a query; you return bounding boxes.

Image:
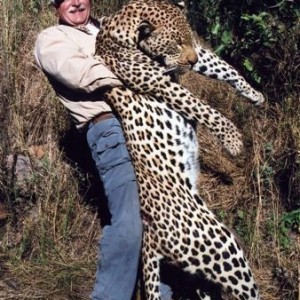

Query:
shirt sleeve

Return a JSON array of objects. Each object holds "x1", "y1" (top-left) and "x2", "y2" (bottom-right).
[{"x1": 34, "y1": 26, "x2": 122, "y2": 93}]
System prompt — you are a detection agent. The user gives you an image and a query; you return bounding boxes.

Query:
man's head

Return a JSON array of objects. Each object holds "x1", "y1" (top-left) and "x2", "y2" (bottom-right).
[{"x1": 50, "y1": 0, "x2": 92, "y2": 26}]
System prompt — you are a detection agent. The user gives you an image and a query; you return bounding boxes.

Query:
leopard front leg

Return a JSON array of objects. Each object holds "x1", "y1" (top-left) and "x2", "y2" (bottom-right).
[
  {"x1": 193, "y1": 99, "x2": 244, "y2": 157},
  {"x1": 101, "y1": 52, "x2": 243, "y2": 156},
  {"x1": 148, "y1": 82, "x2": 244, "y2": 156},
  {"x1": 193, "y1": 45, "x2": 265, "y2": 105}
]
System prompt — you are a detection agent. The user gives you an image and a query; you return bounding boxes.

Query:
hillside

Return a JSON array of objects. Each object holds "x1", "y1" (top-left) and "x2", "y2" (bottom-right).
[{"x1": 0, "y1": 1, "x2": 299, "y2": 299}]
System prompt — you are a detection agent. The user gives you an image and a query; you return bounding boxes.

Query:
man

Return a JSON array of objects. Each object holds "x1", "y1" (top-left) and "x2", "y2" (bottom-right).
[{"x1": 34, "y1": 1, "x2": 172, "y2": 299}]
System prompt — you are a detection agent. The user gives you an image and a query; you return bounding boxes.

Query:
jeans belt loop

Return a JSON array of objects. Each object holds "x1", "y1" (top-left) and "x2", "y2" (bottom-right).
[{"x1": 92, "y1": 112, "x2": 114, "y2": 125}]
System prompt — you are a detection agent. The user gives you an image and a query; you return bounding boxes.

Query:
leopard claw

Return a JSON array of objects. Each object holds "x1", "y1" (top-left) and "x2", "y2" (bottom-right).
[
  {"x1": 225, "y1": 135, "x2": 244, "y2": 157},
  {"x1": 241, "y1": 90, "x2": 265, "y2": 105},
  {"x1": 254, "y1": 92, "x2": 265, "y2": 105}
]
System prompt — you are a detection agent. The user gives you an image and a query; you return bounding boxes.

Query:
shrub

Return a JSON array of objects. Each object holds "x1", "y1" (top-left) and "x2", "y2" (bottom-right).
[{"x1": 189, "y1": 0, "x2": 300, "y2": 99}]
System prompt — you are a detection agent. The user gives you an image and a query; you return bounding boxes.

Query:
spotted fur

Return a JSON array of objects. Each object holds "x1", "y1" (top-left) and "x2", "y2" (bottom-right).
[
  {"x1": 94, "y1": 0, "x2": 261, "y2": 299},
  {"x1": 192, "y1": 46, "x2": 265, "y2": 105}
]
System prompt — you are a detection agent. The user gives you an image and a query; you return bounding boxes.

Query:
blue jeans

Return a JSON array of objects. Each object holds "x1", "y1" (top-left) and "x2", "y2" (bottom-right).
[{"x1": 87, "y1": 116, "x2": 172, "y2": 300}]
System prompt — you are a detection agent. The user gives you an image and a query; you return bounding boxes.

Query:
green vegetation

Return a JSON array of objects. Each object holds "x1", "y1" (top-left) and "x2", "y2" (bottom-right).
[
  {"x1": 190, "y1": 0, "x2": 300, "y2": 99},
  {"x1": 0, "y1": 0, "x2": 299, "y2": 299}
]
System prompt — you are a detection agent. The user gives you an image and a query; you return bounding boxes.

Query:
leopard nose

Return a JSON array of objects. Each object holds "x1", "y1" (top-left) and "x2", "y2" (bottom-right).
[
  {"x1": 189, "y1": 48, "x2": 199, "y2": 65},
  {"x1": 181, "y1": 46, "x2": 198, "y2": 67}
]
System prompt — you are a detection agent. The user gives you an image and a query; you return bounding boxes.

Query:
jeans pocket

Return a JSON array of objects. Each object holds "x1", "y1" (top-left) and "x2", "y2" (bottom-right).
[{"x1": 95, "y1": 132, "x2": 130, "y2": 174}]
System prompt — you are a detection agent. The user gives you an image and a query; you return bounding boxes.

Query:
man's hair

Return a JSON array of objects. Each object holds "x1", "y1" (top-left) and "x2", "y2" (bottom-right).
[{"x1": 49, "y1": 0, "x2": 64, "y2": 6}]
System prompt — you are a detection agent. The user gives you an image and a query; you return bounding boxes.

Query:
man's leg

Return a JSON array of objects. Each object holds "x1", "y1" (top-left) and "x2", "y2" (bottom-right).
[
  {"x1": 160, "y1": 282, "x2": 173, "y2": 300},
  {"x1": 87, "y1": 116, "x2": 143, "y2": 300}
]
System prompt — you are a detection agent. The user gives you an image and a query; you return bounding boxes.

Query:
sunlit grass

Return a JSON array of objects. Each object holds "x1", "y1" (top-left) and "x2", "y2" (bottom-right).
[{"x1": 0, "y1": 0, "x2": 299, "y2": 299}]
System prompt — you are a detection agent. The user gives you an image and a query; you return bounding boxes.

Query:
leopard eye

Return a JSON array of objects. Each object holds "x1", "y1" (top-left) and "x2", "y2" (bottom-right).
[{"x1": 170, "y1": 32, "x2": 183, "y2": 46}]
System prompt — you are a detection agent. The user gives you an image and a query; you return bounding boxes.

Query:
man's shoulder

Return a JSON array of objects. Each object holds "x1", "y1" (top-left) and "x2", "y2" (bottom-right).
[
  {"x1": 37, "y1": 24, "x2": 91, "y2": 45},
  {"x1": 39, "y1": 24, "x2": 77, "y2": 36}
]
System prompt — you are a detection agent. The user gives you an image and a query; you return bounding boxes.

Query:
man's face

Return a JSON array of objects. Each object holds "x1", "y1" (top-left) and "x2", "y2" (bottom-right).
[{"x1": 56, "y1": 0, "x2": 91, "y2": 26}]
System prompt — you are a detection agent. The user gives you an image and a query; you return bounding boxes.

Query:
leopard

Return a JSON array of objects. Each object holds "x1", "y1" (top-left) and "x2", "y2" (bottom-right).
[
  {"x1": 139, "y1": 0, "x2": 265, "y2": 105},
  {"x1": 92, "y1": 0, "x2": 263, "y2": 299},
  {"x1": 134, "y1": 4, "x2": 264, "y2": 106}
]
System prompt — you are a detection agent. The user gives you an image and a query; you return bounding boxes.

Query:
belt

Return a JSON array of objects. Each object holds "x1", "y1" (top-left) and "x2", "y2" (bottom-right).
[{"x1": 92, "y1": 112, "x2": 114, "y2": 125}]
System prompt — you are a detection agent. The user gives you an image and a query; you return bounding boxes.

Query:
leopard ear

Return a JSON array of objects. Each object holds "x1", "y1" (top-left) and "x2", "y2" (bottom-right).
[
  {"x1": 174, "y1": 1, "x2": 185, "y2": 10},
  {"x1": 137, "y1": 20, "x2": 154, "y2": 41}
]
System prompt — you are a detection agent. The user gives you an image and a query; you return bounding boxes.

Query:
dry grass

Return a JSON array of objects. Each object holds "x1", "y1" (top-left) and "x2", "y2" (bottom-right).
[
  {"x1": 0, "y1": 0, "x2": 299, "y2": 299},
  {"x1": 0, "y1": 1, "x2": 101, "y2": 299}
]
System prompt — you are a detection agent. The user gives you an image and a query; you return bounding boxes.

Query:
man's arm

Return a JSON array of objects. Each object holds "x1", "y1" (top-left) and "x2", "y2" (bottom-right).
[{"x1": 34, "y1": 26, "x2": 122, "y2": 93}]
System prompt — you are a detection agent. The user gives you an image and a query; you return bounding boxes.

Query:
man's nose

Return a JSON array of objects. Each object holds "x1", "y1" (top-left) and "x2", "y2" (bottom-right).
[{"x1": 71, "y1": 0, "x2": 81, "y2": 5}]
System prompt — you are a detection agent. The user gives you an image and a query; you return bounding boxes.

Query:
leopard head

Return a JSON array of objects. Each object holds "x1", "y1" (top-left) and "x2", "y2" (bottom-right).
[{"x1": 137, "y1": 19, "x2": 198, "y2": 74}]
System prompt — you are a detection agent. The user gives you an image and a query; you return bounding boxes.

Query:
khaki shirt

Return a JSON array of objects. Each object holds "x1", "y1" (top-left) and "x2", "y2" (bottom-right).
[{"x1": 34, "y1": 22, "x2": 122, "y2": 128}]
